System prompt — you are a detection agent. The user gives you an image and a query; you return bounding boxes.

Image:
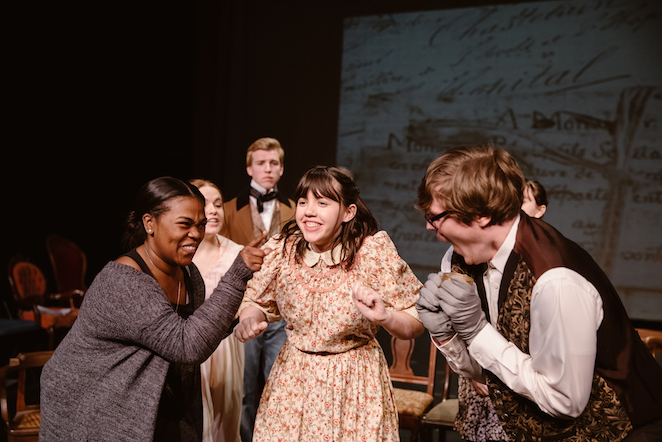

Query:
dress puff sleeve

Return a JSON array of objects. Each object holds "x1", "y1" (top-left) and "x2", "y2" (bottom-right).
[
  {"x1": 356, "y1": 231, "x2": 422, "y2": 321},
  {"x1": 238, "y1": 235, "x2": 285, "y2": 323}
]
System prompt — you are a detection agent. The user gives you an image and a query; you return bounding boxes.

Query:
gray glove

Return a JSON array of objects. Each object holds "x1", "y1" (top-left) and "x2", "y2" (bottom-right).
[
  {"x1": 415, "y1": 272, "x2": 455, "y2": 341},
  {"x1": 438, "y1": 274, "x2": 488, "y2": 345}
]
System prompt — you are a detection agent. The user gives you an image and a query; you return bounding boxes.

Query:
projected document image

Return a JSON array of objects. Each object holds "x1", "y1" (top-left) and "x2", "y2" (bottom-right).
[{"x1": 337, "y1": 0, "x2": 662, "y2": 319}]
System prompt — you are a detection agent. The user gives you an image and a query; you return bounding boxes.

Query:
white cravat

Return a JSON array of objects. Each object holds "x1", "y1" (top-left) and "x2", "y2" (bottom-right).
[
  {"x1": 249, "y1": 180, "x2": 276, "y2": 230},
  {"x1": 483, "y1": 218, "x2": 517, "y2": 325},
  {"x1": 484, "y1": 263, "x2": 500, "y2": 326}
]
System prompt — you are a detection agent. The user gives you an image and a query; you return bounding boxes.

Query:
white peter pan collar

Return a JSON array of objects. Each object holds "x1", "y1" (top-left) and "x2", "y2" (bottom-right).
[{"x1": 302, "y1": 244, "x2": 343, "y2": 267}]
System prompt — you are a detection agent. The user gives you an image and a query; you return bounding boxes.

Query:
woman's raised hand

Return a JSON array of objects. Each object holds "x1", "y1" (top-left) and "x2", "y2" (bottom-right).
[{"x1": 240, "y1": 231, "x2": 273, "y2": 271}]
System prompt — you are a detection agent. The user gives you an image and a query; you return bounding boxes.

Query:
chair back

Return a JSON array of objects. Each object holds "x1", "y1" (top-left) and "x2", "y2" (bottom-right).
[
  {"x1": 14, "y1": 352, "x2": 53, "y2": 412},
  {"x1": 46, "y1": 235, "x2": 87, "y2": 294},
  {"x1": 388, "y1": 334, "x2": 437, "y2": 396},
  {"x1": 1, "y1": 350, "x2": 54, "y2": 441},
  {"x1": 7, "y1": 255, "x2": 79, "y2": 350},
  {"x1": 7, "y1": 257, "x2": 47, "y2": 308},
  {"x1": 378, "y1": 329, "x2": 439, "y2": 441}
]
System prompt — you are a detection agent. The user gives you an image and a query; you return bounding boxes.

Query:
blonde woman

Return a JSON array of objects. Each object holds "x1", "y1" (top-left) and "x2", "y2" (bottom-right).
[{"x1": 191, "y1": 179, "x2": 245, "y2": 442}]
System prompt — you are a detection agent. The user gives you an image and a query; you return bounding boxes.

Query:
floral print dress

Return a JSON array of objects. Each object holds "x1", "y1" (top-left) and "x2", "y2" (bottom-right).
[
  {"x1": 240, "y1": 231, "x2": 422, "y2": 441},
  {"x1": 455, "y1": 376, "x2": 508, "y2": 441}
]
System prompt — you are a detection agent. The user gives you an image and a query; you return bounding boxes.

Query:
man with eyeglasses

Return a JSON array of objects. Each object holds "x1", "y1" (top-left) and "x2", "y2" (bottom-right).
[{"x1": 414, "y1": 144, "x2": 662, "y2": 441}]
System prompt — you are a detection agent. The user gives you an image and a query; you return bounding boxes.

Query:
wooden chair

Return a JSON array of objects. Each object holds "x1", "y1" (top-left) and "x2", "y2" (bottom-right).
[
  {"x1": 380, "y1": 328, "x2": 458, "y2": 441},
  {"x1": 388, "y1": 334, "x2": 437, "y2": 442},
  {"x1": 7, "y1": 256, "x2": 79, "y2": 349},
  {"x1": 419, "y1": 359, "x2": 459, "y2": 442},
  {"x1": 46, "y1": 234, "x2": 87, "y2": 307},
  {"x1": 0, "y1": 351, "x2": 54, "y2": 441}
]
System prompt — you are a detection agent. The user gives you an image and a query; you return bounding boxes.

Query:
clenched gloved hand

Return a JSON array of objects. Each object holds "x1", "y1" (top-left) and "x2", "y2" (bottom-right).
[
  {"x1": 438, "y1": 273, "x2": 488, "y2": 345},
  {"x1": 415, "y1": 272, "x2": 455, "y2": 341}
]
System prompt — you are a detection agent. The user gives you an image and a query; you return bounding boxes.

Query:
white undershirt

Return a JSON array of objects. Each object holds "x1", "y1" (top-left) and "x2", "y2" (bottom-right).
[
  {"x1": 249, "y1": 180, "x2": 276, "y2": 230},
  {"x1": 436, "y1": 216, "x2": 604, "y2": 418}
]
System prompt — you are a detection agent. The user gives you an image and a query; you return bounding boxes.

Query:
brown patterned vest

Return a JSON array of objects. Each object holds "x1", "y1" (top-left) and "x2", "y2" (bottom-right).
[
  {"x1": 452, "y1": 214, "x2": 662, "y2": 441},
  {"x1": 250, "y1": 198, "x2": 282, "y2": 247}
]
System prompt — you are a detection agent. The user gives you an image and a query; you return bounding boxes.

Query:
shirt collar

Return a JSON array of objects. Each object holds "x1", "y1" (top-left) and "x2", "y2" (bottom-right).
[
  {"x1": 250, "y1": 179, "x2": 274, "y2": 195},
  {"x1": 488, "y1": 214, "x2": 520, "y2": 274},
  {"x1": 302, "y1": 243, "x2": 343, "y2": 267}
]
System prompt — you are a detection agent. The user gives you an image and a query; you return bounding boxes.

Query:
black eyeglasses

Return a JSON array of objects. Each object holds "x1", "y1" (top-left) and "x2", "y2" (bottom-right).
[{"x1": 425, "y1": 210, "x2": 450, "y2": 227}]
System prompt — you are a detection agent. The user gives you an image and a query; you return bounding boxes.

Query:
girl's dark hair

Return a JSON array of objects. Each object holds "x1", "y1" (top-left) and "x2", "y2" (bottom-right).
[
  {"x1": 122, "y1": 176, "x2": 205, "y2": 251},
  {"x1": 281, "y1": 166, "x2": 379, "y2": 270}
]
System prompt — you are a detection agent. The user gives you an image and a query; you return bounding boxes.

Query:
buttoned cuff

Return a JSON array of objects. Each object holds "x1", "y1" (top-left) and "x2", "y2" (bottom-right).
[
  {"x1": 468, "y1": 323, "x2": 509, "y2": 370},
  {"x1": 431, "y1": 333, "x2": 485, "y2": 382}
]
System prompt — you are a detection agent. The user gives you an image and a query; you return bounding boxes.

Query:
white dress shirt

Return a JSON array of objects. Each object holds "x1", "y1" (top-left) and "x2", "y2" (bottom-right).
[
  {"x1": 436, "y1": 216, "x2": 605, "y2": 418},
  {"x1": 249, "y1": 180, "x2": 277, "y2": 230}
]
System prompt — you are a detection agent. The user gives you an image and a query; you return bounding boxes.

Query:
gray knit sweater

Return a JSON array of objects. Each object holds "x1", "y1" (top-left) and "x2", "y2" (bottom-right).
[{"x1": 39, "y1": 253, "x2": 252, "y2": 442}]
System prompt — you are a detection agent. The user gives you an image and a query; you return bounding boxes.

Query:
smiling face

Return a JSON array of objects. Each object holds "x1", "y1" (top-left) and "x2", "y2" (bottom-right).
[
  {"x1": 426, "y1": 195, "x2": 493, "y2": 265},
  {"x1": 143, "y1": 196, "x2": 206, "y2": 269},
  {"x1": 296, "y1": 189, "x2": 357, "y2": 253},
  {"x1": 199, "y1": 185, "x2": 224, "y2": 236},
  {"x1": 247, "y1": 149, "x2": 284, "y2": 191}
]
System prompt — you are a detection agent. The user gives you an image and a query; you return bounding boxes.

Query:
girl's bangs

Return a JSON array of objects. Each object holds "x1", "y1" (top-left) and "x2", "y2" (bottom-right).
[{"x1": 297, "y1": 171, "x2": 341, "y2": 202}]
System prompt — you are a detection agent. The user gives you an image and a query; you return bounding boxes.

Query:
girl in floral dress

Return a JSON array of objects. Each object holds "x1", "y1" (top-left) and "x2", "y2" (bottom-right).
[{"x1": 234, "y1": 166, "x2": 424, "y2": 441}]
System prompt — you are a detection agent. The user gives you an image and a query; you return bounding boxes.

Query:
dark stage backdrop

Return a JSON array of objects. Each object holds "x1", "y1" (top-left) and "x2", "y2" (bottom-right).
[
  {"x1": 5, "y1": 0, "x2": 660, "y2": 324},
  {"x1": 5, "y1": 2, "x2": 200, "y2": 316}
]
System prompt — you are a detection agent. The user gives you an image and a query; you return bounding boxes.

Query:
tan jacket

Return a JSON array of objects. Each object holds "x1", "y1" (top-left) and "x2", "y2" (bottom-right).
[{"x1": 221, "y1": 186, "x2": 295, "y2": 246}]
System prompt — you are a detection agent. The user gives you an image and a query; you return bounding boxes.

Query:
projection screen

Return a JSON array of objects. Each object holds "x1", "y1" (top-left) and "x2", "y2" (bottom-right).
[{"x1": 337, "y1": 0, "x2": 662, "y2": 320}]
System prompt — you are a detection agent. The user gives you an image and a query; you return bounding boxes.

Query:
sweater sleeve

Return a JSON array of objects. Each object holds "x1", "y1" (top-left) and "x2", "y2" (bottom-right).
[
  {"x1": 239, "y1": 236, "x2": 284, "y2": 322},
  {"x1": 86, "y1": 255, "x2": 253, "y2": 365}
]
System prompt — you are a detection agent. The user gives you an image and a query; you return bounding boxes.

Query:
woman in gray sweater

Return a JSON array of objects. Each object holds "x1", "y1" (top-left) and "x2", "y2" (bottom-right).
[{"x1": 40, "y1": 177, "x2": 270, "y2": 442}]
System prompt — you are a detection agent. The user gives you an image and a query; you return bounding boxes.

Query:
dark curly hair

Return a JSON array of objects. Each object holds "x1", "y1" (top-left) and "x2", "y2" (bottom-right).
[{"x1": 122, "y1": 176, "x2": 205, "y2": 251}]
